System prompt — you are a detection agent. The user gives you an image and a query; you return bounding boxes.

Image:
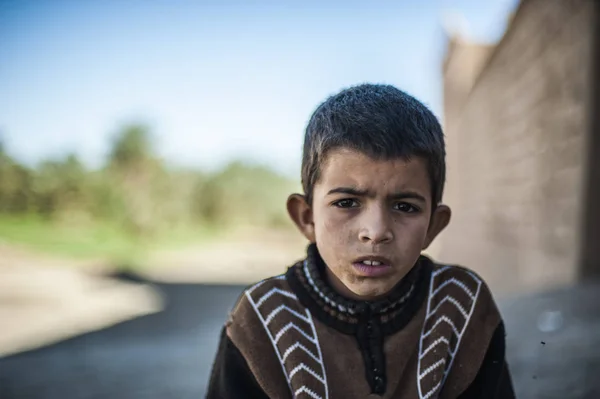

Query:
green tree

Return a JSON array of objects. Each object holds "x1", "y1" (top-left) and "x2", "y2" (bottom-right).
[
  {"x1": 0, "y1": 141, "x2": 34, "y2": 214},
  {"x1": 32, "y1": 153, "x2": 88, "y2": 218},
  {"x1": 193, "y1": 161, "x2": 296, "y2": 229},
  {"x1": 105, "y1": 124, "x2": 164, "y2": 237},
  {"x1": 108, "y1": 124, "x2": 154, "y2": 171}
]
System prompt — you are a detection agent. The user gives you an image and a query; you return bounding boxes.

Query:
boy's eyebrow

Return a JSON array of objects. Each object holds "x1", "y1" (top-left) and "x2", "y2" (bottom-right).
[
  {"x1": 326, "y1": 187, "x2": 427, "y2": 203},
  {"x1": 327, "y1": 187, "x2": 369, "y2": 197}
]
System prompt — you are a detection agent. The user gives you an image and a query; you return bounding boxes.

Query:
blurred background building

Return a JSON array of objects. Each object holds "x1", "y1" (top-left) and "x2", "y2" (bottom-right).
[
  {"x1": 1, "y1": 0, "x2": 599, "y2": 398},
  {"x1": 438, "y1": 0, "x2": 600, "y2": 295}
]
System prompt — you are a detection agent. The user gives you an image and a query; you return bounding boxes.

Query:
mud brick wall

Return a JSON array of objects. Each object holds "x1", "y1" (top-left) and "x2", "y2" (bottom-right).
[{"x1": 438, "y1": 0, "x2": 597, "y2": 295}]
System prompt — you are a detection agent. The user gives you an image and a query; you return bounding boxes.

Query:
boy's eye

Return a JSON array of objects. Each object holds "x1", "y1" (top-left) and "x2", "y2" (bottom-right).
[
  {"x1": 333, "y1": 199, "x2": 359, "y2": 208},
  {"x1": 394, "y1": 202, "x2": 419, "y2": 213}
]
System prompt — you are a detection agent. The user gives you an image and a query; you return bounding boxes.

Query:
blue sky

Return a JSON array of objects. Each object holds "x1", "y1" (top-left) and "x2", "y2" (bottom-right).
[{"x1": 0, "y1": 0, "x2": 518, "y2": 174}]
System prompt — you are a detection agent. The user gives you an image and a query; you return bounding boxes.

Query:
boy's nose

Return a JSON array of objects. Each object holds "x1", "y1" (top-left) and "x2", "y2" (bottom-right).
[{"x1": 358, "y1": 207, "x2": 394, "y2": 245}]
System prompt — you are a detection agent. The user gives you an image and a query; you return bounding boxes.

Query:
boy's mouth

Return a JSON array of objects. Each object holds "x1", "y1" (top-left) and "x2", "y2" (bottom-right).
[{"x1": 352, "y1": 256, "x2": 393, "y2": 277}]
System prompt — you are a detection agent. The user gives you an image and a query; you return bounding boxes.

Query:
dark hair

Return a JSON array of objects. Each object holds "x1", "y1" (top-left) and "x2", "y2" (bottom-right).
[{"x1": 301, "y1": 83, "x2": 446, "y2": 207}]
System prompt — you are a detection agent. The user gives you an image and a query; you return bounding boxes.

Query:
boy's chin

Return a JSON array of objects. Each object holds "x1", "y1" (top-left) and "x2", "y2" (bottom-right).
[{"x1": 346, "y1": 280, "x2": 397, "y2": 301}]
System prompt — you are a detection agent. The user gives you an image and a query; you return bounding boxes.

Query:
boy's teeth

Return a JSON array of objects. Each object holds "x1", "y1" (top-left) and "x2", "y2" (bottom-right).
[{"x1": 361, "y1": 260, "x2": 382, "y2": 266}]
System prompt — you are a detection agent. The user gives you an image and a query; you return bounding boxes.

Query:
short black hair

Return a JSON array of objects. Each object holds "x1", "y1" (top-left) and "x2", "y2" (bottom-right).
[{"x1": 301, "y1": 83, "x2": 445, "y2": 207}]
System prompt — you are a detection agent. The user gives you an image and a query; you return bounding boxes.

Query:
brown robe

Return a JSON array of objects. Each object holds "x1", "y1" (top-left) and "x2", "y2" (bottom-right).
[{"x1": 208, "y1": 246, "x2": 514, "y2": 399}]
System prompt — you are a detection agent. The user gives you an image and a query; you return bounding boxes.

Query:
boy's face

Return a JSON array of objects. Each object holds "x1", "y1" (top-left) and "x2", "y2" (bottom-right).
[{"x1": 288, "y1": 148, "x2": 450, "y2": 300}]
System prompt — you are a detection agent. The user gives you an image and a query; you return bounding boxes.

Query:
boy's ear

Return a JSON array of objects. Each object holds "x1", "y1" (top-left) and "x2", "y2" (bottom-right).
[
  {"x1": 287, "y1": 193, "x2": 316, "y2": 243},
  {"x1": 423, "y1": 204, "x2": 451, "y2": 250}
]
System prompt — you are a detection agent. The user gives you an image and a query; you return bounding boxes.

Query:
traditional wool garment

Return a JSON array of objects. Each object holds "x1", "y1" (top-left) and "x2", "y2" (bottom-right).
[{"x1": 207, "y1": 244, "x2": 514, "y2": 398}]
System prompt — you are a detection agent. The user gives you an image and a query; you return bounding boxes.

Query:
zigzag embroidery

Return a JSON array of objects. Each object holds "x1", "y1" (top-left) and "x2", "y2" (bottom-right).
[
  {"x1": 422, "y1": 315, "x2": 461, "y2": 339},
  {"x1": 417, "y1": 266, "x2": 482, "y2": 399},
  {"x1": 246, "y1": 274, "x2": 286, "y2": 294},
  {"x1": 419, "y1": 358, "x2": 446, "y2": 379},
  {"x1": 431, "y1": 278, "x2": 476, "y2": 299},
  {"x1": 265, "y1": 304, "x2": 311, "y2": 325},
  {"x1": 255, "y1": 288, "x2": 298, "y2": 307},
  {"x1": 295, "y1": 386, "x2": 322, "y2": 399},
  {"x1": 289, "y1": 363, "x2": 326, "y2": 384},
  {"x1": 429, "y1": 296, "x2": 469, "y2": 319},
  {"x1": 419, "y1": 336, "x2": 451, "y2": 359},
  {"x1": 282, "y1": 342, "x2": 321, "y2": 363},
  {"x1": 423, "y1": 380, "x2": 443, "y2": 399},
  {"x1": 274, "y1": 322, "x2": 317, "y2": 344},
  {"x1": 431, "y1": 266, "x2": 452, "y2": 277},
  {"x1": 247, "y1": 280, "x2": 266, "y2": 295},
  {"x1": 245, "y1": 280, "x2": 329, "y2": 399}
]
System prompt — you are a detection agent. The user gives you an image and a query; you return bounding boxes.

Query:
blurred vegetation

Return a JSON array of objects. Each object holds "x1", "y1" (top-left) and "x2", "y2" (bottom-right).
[{"x1": 0, "y1": 125, "x2": 299, "y2": 264}]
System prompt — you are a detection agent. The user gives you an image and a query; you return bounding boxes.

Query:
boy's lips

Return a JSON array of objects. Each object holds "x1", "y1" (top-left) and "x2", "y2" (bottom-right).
[{"x1": 351, "y1": 255, "x2": 394, "y2": 277}]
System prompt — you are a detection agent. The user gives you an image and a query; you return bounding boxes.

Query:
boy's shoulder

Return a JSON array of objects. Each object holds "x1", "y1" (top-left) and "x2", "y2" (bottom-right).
[
  {"x1": 428, "y1": 261, "x2": 494, "y2": 298},
  {"x1": 226, "y1": 272, "x2": 299, "y2": 330},
  {"x1": 425, "y1": 260, "x2": 502, "y2": 325},
  {"x1": 221, "y1": 273, "x2": 312, "y2": 399}
]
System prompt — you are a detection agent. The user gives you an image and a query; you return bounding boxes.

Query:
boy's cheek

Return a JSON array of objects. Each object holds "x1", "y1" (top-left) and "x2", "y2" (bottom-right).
[
  {"x1": 318, "y1": 210, "x2": 351, "y2": 234},
  {"x1": 393, "y1": 224, "x2": 430, "y2": 255},
  {"x1": 317, "y1": 220, "x2": 350, "y2": 249}
]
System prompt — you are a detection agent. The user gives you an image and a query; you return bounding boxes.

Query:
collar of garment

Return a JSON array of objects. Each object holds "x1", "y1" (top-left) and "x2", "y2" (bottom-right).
[{"x1": 285, "y1": 243, "x2": 432, "y2": 336}]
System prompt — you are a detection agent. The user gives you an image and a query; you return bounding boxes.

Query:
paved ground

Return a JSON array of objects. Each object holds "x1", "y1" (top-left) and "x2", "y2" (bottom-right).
[
  {"x1": 1, "y1": 277, "x2": 599, "y2": 399},
  {"x1": 0, "y1": 265, "x2": 162, "y2": 358}
]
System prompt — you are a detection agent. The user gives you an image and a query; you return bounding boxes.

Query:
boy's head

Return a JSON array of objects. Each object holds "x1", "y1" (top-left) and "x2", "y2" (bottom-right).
[{"x1": 288, "y1": 83, "x2": 451, "y2": 300}]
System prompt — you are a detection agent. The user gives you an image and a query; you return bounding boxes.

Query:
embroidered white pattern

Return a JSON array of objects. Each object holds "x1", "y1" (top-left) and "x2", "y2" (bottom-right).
[
  {"x1": 289, "y1": 363, "x2": 326, "y2": 384},
  {"x1": 295, "y1": 386, "x2": 322, "y2": 399},
  {"x1": 429, "y1": 296, "x2": 469, "y2": 319},
  {"x1": 432, "y1": 277, "x2": 476, "y2": 299},
  {"x1": 275, "y1": 322, "x2": 318, "y2": 344},
  {"x1": 246, "y1": 276, "x2": 329, "y2": 399},
  {"x1": 419, "y1": 358, "x2": 447, "y2": 379},
  {"x1": 417, "y1": 267, "x2": 482, "y2": 399},
  {"x1": 265, "y1": 304, "x2": 311, "y2": 325},
  {"x1": 422, "y1": 315, "x2": 461, "y2": 339},
  {"x1": 283, "y1": 342, "x2": 321, "y2": 363},
  {"x1": 255, "y1": 287, "x2": 298, "y2": 307},
  {"x1": 423, "y1": 380, "x2": 443, "y2": 399},
  {"x1": 419, "y1": 336, "x2": 451, "y2": 359},
  {"x1": 245, "y1": 278, "x2": 291, "y2": 392},
  {"x1": 303, "y1": 260, "x2": 351, "y2": 313}
]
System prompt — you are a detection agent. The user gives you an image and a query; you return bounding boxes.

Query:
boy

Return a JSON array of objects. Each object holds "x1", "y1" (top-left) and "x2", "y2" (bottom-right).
[{"x1": 207, "y1": 84, "x2": 514, "y2": 398}]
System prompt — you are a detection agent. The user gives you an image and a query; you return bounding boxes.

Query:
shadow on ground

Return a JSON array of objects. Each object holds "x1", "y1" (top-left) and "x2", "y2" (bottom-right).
[{"x1": 1, "y1": 274, "x2": 599, "y2": 399}]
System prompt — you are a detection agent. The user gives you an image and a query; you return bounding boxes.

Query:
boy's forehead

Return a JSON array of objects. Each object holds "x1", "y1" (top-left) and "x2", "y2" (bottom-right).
[{"x1": 317, "y1": 148, "x2": 430, "y2": 193}]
